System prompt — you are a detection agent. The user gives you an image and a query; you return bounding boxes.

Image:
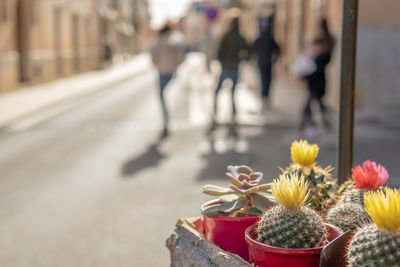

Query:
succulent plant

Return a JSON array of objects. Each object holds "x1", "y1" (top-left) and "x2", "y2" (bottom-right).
[
  {"x1": 347, "y1": 188, "x2": 400, "y2": 266},
  {"x1": 281, "y1": 140, "x2": 337, "y2": 212},
  {"x1": 257, "y1": 172, "x2": 328, "y2": 249},
  {"x1": 326, "y1": 202, "x2": 371, "y2": 232},
  {"x1": 202, "y1": 165, "x2": 276, "y2": 217},
  {"x1": 338, "y1": 160, "x2": 389, "y2": 207}
]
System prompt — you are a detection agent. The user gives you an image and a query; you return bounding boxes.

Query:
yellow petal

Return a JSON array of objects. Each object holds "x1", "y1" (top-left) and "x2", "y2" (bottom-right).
[
  {"x1": 364, "y1": 188, "x2": 400, "y2": 231},
  {"x1": 290, "y1": 140, "x2": 319, "y2": 168},
  {"x1": 272, "y1": 172, "x2": 309, "y2": 208}
]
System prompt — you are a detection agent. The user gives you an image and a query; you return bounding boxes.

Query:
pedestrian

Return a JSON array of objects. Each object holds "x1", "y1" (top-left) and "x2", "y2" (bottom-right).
[
  {"x1": 151, "y1": 23, "x2": 185, "y2": 137},
  {"x1": 299, "y1": 37, "x2": 333, "y2": 134},
  {"x1": 320, "y1": 18, "x2": 335, "y2": 54},
  {"x1": 211, "y1": 10, "x2": 249, "y2": 127},
  {"x1": 252, "y1": 22, "x2": 280, "y2": 110}
]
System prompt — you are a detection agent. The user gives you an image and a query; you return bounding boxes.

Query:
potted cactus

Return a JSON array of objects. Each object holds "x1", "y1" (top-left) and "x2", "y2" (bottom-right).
[
  {"x1": 347, "y1": 188, "x2": 400, "y2": 266},
  {"x1": 327, "y1": 160, "x2": 388, "y2": 232},
  {"x1": 201, "y1": 165, "x2": 276, "y2": 260},
  {"x1": 281, "y1": 140, "x2": 337, "y2": 213},
  {"x1": 245, "y1": 172, "x2": 342, "y2": 267}
]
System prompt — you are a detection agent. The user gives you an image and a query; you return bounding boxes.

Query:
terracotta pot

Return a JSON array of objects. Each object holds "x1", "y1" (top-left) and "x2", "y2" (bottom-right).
[
  {"x1": 245, "y1": 223, "x2": 342, "y2": 267},
  {"x1": 201, "y1": 200, "x2": 259, "y2": 260}
]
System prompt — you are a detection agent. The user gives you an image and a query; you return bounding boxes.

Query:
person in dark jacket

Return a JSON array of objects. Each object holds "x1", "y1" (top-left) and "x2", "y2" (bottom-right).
[
  {"x1": 212, "y1": 15, "x2": 249, "y2": 125},
  {"x1": 252, "y1": 25, "x2": 280, "y2": 108},
  {"x1": 299, "y1": 38, "x2": 332, "y2": 132}
]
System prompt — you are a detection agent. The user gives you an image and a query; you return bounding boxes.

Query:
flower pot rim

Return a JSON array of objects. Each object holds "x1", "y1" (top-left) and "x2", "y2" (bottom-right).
[
  {"x1": 245, "y1": 223, "x2": 342, "y2": 254},
  {"x1": 201, "y1": 199, "x2": 260, "y2": 221}
]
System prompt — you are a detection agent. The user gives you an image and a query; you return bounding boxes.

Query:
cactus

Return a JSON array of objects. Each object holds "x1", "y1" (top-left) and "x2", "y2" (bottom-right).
[
  {"x1": 338, "y1": 188, "x2": 365, "y2": 206},
  {"x1": 257, "y1": 172, "x2": 328, "y2": 249},
  {"x1": 326, "y1": 202, "x2": 371, "y2": 232},
  {"x1": 281, "y1": 140, "x2": 337, "y2": 212},
  {"x1": 347, "y1": 188, "x2": 400, "y2": 266},
  {"x1": 338, "y1": 160, "x2": 389, "y2": 206},
  {"x1": 202, "y1": 165, "x2": 276, "y2": 217}
]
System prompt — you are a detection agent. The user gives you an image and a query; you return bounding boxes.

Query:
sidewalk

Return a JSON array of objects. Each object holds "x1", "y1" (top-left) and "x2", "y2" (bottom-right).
[{"x1": 0, "y1": 53, "x2": 152, "y2": 129}]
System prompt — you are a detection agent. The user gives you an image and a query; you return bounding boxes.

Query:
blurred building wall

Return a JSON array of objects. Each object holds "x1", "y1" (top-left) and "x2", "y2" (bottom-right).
[
  {"x1": 273, "y1": 0, "x2": 400, "y2": 109},
  {"x1": 182, "y1": 0, "x2": 258, "y2": 58},
  {"x1": 356, "y1": 0, "x2": 400, "y2": 108},
  {"x1": 0, "y1": 0, "x2": 151, "y2": 93}
]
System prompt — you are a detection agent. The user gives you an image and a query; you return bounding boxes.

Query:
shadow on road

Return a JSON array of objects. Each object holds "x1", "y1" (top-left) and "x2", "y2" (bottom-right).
[
  {"x1": 197, "y1": 125, "x2": 255, "y2": 180},
  {"x1": 121, "y1": 135, "x2": 167, "y2": 177},
  {"x1": 197, "y1": 124, "x2": 298, "y2": 182}
]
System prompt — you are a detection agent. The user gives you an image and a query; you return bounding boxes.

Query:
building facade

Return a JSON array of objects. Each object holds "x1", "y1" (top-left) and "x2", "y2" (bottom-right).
[{"x1": 0, "y1": 0, "x2": 150, "y2": 93}]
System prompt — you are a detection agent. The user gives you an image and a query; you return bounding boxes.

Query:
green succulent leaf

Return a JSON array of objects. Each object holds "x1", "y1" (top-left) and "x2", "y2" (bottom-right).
[
  {"x1": 226, "y1": 173, "x2": 243, "y2": 188},
  {"x1": 219, "y1": 194, "x2": 239, "y2": 203},
  {"x1": 251, "y1": 192, "x2": 277, "y2": 212},
  {"x1": 246, "y1": 207, "x2": 263, "y2": 216},
  {"x1": 203, "y1": 184, "x2": 235, "y2": 196},
  {"x1": 245, "y1": 183, "x2": 272, "y2": 195},
  {"x1": 242, "y1": 180, "x2": 256, "y2": 189},
  {"x1": 201, "y1": 204, "x2": 225, "y2": 216},
  {"x1": 219, "y1": 198, "x2": 246, "y2": 213},
  {"x1": 229, "y1": 185, "x2": 245, "y2": 195}
]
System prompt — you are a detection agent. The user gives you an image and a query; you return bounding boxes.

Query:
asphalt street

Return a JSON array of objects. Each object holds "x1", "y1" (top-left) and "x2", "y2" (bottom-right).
[{"x1": 0, "y1": 57, "x2": 399, "y2": 267}]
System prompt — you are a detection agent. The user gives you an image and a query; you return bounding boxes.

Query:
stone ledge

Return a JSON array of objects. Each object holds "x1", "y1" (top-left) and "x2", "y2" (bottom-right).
[{"x1": 166, "y1": 217, "x2": 251, "y2": 267}]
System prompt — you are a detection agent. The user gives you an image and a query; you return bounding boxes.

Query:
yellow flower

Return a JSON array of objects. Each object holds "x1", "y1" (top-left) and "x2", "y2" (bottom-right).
[
  {"x1": 291, "y1": 140, "x2": 319, "y2": 168},
  {"x1": 364, "y1": 188, "x2": 400, "y2": 232},
  {"x1": 272, "y1": 172, "x2": 310, "y2": 209}
]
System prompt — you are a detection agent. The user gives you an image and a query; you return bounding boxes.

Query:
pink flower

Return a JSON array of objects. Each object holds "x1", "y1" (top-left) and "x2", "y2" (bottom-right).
[{"x1": 351, "y1": 160, "x2": 389, "y2": 190}]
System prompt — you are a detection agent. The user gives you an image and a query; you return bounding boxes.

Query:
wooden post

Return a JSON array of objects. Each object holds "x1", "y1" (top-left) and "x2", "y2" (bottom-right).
[{"x1": 338, "y1": 0, "x2": 359, "y2": 184}]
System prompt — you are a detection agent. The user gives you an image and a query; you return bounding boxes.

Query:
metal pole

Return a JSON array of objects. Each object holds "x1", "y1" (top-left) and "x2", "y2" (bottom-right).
[{"x1": 338, "y1": 0, "x2": 358, "y2": 184}]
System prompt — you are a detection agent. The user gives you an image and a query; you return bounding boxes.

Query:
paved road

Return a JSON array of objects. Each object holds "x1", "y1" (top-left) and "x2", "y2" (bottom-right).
[{"x1": 1, "y1": 56, "x2": 399, "y2": 267}]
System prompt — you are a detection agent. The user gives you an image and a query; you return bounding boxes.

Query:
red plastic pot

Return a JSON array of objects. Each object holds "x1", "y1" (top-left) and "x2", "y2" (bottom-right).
[
  {"x1": 245, "y1": 223, "x2": 342, "y2": 267},
  {"x1": 201, "y1": 200, "x2": 259, "y2": 261}
]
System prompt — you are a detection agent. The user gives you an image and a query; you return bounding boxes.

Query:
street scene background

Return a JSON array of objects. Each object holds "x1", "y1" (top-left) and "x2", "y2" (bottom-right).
[{"x1": 0, "y1": 0, "x2": 399, "y2": 266}]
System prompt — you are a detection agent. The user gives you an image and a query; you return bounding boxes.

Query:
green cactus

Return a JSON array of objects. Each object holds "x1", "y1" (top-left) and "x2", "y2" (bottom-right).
[
  {"x1": 202, "y1": 165, "x2": 276, "y2": 217},
  {"x1": 281, "y1": 165, "x2": 337, "y2": 212},
  {"x1": 326, "y1": 202, "x2": 371, "y2": 232},
  {"x1": 282, "y1": 139, "x2": 338, "y2": 213},
  {"x1": 347, "y1": 224, "x2": 400, "y2": 266},
  {"x1": 257, "y1": 205, "x2": 328, "y2": 248},
  {"x1": 338, "y1": 188, "x2": 365, "y2": 206},
  {"x1": 347, "y1": 188, "x2": 400, "y2": 266},
  {"x1": 257, "y1": 173, "x2": 328, "y2": 249}
]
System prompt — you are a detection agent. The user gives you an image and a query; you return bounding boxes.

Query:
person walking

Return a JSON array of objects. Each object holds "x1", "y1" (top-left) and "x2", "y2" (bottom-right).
[
  {"x1": 211, "y1": 12, "x2": 249, "y2": 127},
  {"x1": 151, "y1": 24, "x2": 185, "y2": 137},
  {"x1": 299, "y1": 37, "x2": 333, "y2": 134},
  {"x1": 252, "y1": 23, "x2": 280, "y2": 110}
]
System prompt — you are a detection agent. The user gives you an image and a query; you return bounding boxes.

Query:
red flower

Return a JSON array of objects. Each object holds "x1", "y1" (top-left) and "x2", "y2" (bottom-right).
[{"x1": 351, "y1": 160, "x2": 389, "y2": 190}]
